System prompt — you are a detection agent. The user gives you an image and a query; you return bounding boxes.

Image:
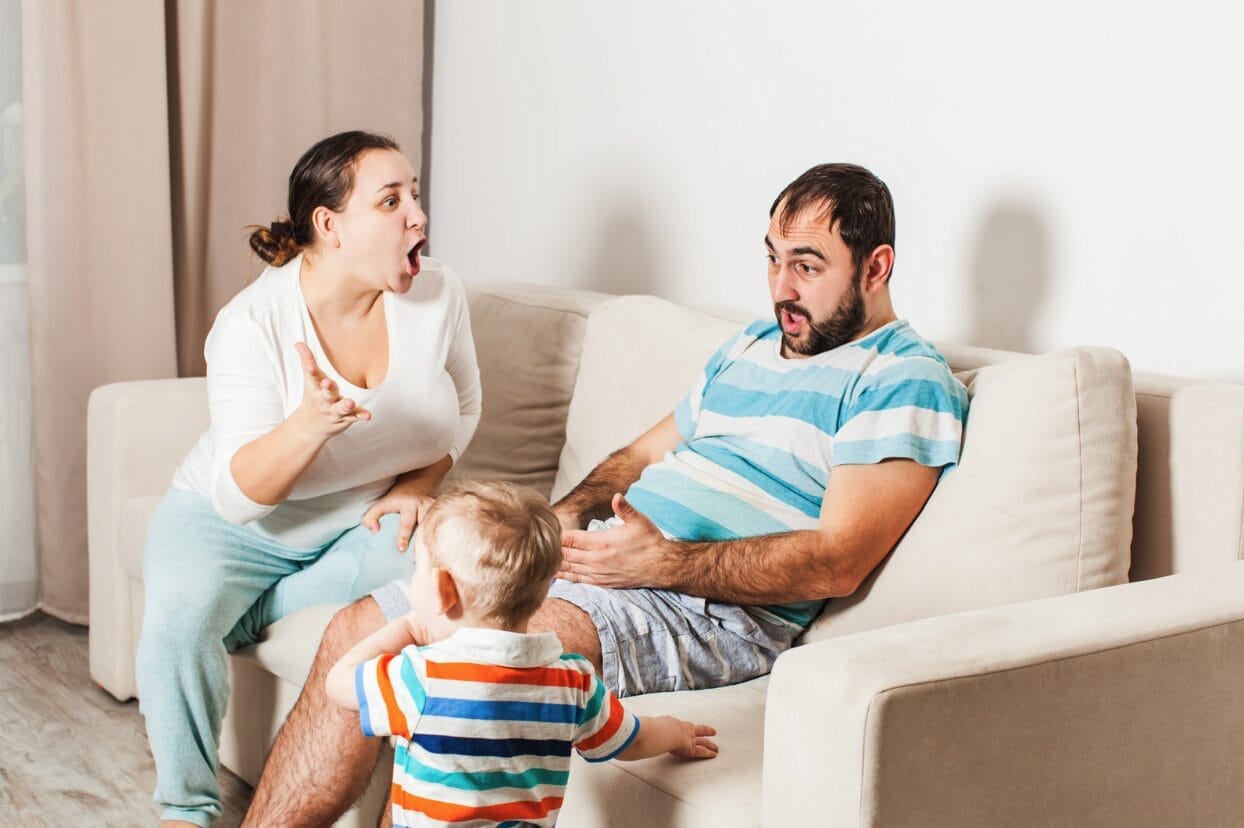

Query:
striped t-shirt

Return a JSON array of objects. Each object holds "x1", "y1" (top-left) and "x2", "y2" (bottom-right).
[
  {"x1": 355, "y1": 627, "x2": 639, "y2": 828},
  {"x1": 626, "y1": 318, "x2": 968, "y2": 631}
]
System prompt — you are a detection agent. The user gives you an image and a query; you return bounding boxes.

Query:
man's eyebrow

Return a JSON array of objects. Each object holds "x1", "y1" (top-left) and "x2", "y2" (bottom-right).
[
  {"x1": 790, "y1": 246, "x2": 827, "y2": 261},
  {"x1": 766, "y1": 236, "x2": 828, "y2": 262},
  {"x1": 375, "y1": 178, "x2": 418, "y2": 193}
]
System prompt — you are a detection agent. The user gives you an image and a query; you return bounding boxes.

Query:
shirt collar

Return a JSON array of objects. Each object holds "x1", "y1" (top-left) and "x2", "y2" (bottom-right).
[{"x1": 428, "y1": 627, "x2": 564, "y2": 668}]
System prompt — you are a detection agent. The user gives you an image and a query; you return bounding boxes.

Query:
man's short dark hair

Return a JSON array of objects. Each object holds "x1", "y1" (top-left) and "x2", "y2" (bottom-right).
[{"x1": 769, "y1": 163, "x2": 896, "y2": 273}]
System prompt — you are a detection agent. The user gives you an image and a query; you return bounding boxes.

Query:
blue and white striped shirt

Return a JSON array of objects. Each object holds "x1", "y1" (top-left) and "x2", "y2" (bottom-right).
[{"x1": 626, "y1": 318, "x2": 968, "y2": 630}]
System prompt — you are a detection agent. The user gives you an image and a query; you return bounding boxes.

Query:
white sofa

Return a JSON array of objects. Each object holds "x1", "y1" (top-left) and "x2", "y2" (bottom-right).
[{"x1": 88, "y1": 283, "x2": 1244, "y2": 826}]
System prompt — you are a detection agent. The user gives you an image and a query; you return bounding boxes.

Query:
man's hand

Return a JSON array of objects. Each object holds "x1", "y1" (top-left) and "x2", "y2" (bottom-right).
[{"x1": 557, "y1": 494, "x2": 672, "y2": 589}]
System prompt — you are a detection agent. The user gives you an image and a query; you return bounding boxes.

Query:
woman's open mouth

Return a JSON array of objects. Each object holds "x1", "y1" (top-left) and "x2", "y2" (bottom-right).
[{"x1": 405, "y1": 239, "x2": 425, "y2": 276}]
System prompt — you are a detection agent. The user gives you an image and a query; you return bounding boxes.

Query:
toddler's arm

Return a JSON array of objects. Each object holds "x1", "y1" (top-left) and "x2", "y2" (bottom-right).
[
  {"x1": 617, "y1": 715, "x2": 718, "y2": 761},
  {"x1": 325, "y1": 610, "x2": 429, "y2": 710}
]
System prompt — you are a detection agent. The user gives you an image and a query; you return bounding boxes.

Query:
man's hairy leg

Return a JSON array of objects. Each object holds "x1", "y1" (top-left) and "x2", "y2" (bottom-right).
[
  {"x1": 243, "y1": 597, "x2": 386, "y2": 827},
  {"x1": 530, "y1": 598, "x2": 603, "y2": 675}
]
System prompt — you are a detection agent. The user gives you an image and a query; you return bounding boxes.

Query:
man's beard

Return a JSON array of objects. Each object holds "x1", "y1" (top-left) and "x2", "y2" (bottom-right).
[{"x1": 775, "y1": 270, "x2": 866, "y2": 357}]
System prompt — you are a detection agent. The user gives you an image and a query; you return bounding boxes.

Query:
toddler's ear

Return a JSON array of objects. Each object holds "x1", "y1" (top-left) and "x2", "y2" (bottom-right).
[{"x1": 434, "y1": 568, "x2": 461, "y2": 617}]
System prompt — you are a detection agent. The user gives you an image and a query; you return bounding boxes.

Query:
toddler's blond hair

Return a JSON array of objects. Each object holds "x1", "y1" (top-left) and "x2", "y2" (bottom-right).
[{"x1": 419, "y1": 481, "x2": 562, "y2": 629}]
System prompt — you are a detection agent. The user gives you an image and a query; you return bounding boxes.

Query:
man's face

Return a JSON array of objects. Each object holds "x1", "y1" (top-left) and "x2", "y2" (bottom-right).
[{"x1": 766, "y1": 205, "x2": 866, "y2": 358}]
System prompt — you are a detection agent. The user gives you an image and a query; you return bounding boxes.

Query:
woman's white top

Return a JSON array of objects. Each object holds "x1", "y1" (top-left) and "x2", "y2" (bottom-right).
[{"x1": 171, "y1": 255, "x2": 482, "y2": 550}]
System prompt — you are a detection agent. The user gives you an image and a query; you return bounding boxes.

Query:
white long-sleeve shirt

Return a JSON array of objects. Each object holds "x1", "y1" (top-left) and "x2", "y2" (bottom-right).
[{"x1": 172, "y1": 255, "x2": 482, "y2": 550}]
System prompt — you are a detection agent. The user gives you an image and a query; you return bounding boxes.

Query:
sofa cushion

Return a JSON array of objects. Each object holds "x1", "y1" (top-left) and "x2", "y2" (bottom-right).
[
  {"x1": 560, "y1": 678, "x2": 768, "y2": 827},
  {"x1": 453, "y1": 284, "x2": 605, "y2": 498},
  {"x1": 552, "y1": 296, "x2": 745, "y2": 500},
  {"x1": 246, "y1": 603, "x2": 342, "y2": 685},
  {"x1": 804, "y1": 346, "x2": 1137, "y2": 641}
]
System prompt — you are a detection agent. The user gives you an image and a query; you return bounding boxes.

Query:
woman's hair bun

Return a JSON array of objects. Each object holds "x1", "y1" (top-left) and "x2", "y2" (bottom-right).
[{"x1": 249, "y1": 219, "x2": 301, "y2": 266}]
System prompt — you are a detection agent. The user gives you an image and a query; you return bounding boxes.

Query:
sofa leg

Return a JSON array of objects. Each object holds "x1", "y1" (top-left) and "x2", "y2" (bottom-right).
[{"x1": 243, "y1": 598, "x2": 388, "y2": 827}]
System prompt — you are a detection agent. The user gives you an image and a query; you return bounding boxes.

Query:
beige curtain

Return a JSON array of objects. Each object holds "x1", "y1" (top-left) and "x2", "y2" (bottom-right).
[
  {"x1": 168, "y1": 1, "x2": 425, "y2": 376},
  {"x1": 23, "y1": 0, "x2": 424, "y2": 623}
]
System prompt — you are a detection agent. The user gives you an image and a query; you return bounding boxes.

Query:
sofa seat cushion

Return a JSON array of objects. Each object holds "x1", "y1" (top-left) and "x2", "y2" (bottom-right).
[
  {"x1": 119, "y1": 494, "x2": 164, "y2": 582},
  {"x1": 236, "y1": 603, "x2": 343, "y2": 685},
  {"x1": 806, "y1": 346, "x2": 1138, "y2": 641},
  {"x1": 560, "y1": 677, "x2": 768, "y2": 827}
]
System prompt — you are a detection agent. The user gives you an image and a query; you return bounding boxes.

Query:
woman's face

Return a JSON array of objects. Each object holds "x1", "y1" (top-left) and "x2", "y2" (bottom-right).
[{"x1": 330, "y1": 148, "x2": 427, "y2": 293}]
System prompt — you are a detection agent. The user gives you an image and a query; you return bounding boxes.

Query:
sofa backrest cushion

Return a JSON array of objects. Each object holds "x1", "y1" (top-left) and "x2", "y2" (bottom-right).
[
  {"x1": 551, "y1": 296, "x2": 745, "y2": 501},
  {"x1": 1129, "y1": 376, "x2": 1244, "y2": 580},
  {"x1": 803, "y1": 346, "x2": 1138, "y2": 641},
  {"x1": 452, "y1": 284, "x2": 605, "y2": 498},
  {"x1": 553, "y1": 295, "x2": 1138, "y2": 642}
]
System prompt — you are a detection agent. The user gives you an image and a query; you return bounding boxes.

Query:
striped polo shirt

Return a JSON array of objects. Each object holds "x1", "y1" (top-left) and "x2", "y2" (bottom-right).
[
  {"x1": 355, "y1": 627, "x2": 639, "y2": 828},
  {"x1": 626, "y1": 318, "x2": 968, "y2": 631}
]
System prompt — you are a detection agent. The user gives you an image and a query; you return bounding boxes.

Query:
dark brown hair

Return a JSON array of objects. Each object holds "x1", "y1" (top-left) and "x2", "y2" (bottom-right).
[
  {"x1": 249, "y1": 130, "x2": 401, "y2": 266},
  {"x1": 770, "y1": 163, "x2": 896, "y2": 273}
]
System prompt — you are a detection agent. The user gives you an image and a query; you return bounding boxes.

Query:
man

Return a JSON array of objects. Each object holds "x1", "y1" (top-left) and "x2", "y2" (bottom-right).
[{"x1": 244, "y1": 163, "x2": 968, "y2": 825}]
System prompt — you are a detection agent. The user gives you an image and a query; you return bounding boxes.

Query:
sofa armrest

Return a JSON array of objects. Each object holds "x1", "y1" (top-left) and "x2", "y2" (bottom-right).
[
  {"x1": 763, "y1": 564, "x2": 1244, "y2": 826},
  {"x1": 87, "y1": 377, "x2": 206, "y2": 699}
]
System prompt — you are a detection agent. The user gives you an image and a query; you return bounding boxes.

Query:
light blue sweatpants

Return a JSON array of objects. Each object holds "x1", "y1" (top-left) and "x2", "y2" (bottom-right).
[{"x1": 135, "y1": 487, "x2": 414, "y2": 826}]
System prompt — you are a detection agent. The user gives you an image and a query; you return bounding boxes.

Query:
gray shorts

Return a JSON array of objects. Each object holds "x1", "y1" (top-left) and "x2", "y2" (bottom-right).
[{"x1": 369, "y1": 578, "x2": 797, "y2": 698}]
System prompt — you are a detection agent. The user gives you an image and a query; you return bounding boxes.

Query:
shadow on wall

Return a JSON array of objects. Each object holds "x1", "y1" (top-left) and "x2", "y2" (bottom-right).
[
  {"x1": 966, "y1": 202, "x2": 1050, "y2": 354},
  {"x1": 579, "y1": 191, "x2": 662, "y2": 297}
]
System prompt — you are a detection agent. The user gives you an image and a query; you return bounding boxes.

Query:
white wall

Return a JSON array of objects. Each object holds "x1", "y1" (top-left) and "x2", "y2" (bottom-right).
[{"x1": 429, "y1": 1, "x2": 1244, "y2": 379}]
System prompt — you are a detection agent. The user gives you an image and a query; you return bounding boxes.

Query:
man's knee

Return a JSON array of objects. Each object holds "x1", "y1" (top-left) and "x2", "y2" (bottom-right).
[
  {"x1": 317, "y1": 596, "x2": 386, "y2": 667},
  {"x1": 531, "y1": 598, "x2": 602, "y2": 674}
]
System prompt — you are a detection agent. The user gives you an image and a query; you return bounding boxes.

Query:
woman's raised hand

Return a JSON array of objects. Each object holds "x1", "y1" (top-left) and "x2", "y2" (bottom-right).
[{"x1": 292, "y1": 342, "x2": 371, "y2": 439}]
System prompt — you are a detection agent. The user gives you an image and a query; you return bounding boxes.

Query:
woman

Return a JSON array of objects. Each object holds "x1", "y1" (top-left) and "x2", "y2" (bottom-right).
[{"x1": 134, "y1": 131, "x2": 481, "y2": 827}]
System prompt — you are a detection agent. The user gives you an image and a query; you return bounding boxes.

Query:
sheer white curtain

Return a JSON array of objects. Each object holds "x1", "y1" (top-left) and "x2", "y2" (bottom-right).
[{"x1": 0, "y1": 0, "x2": 37, "y2": 621}]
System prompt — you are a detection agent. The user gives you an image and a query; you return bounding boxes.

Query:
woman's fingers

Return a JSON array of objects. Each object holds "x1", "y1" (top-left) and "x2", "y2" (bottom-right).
[
  {"x1": 362, "y1": 502, "x2": 388, "y2": 532},
  {"x1": 294, "y1": 342, "x2": 322, "y2": 379},
  {"x1": 333, "y1": 398, "x2": 369, "y2": 419},
  {"x1": 398, "y1": 513, "x2": 416, "y2": 552}
]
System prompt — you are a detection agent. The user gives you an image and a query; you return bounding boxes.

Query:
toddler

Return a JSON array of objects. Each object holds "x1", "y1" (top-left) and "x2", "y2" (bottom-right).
[{"x1": 327, "y1": 480, "x2": 717, "y2": 827}]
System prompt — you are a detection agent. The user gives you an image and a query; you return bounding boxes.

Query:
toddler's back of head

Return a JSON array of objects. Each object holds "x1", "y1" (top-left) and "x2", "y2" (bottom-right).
[{"x1": 420, "y1": 481, "x2": 563, "y2": 629}]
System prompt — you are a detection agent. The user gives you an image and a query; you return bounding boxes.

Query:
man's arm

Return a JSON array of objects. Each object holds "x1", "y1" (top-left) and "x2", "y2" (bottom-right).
[
  {"x1": 551, "y1": 413, "x2": 681, "y2": 531},
  {"x1": 557, "y1": 459, "x2": 940, "y2": 603}
]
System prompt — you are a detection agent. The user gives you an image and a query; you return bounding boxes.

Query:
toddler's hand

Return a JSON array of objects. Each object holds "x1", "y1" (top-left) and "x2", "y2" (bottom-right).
[{"x1": 664, "y1": 716, "x2": 718, "y2": 760}]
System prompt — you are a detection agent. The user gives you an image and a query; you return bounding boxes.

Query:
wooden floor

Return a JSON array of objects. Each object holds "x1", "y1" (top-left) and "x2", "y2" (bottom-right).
[{"x1": 0, "y1": 611, "x2": 253, "y2": 826}]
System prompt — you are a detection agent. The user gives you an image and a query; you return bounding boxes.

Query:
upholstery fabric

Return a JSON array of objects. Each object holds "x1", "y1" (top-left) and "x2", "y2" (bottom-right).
[
  {"x1": 805, "y1": 346, "x2": 1137, "y2": 641},
  {"x1": 1130, "y1": 377, "x2": 1244, "y2": 580},
  {"x1": 764, "y1": 560, "x2": 1244, "y2": 826},
  {"x1": 450, "y1": 284, "x2": 603, "y2": 497},
  {"x1": 552, "y1": 296, "x2": 745, "y2": 501}
]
